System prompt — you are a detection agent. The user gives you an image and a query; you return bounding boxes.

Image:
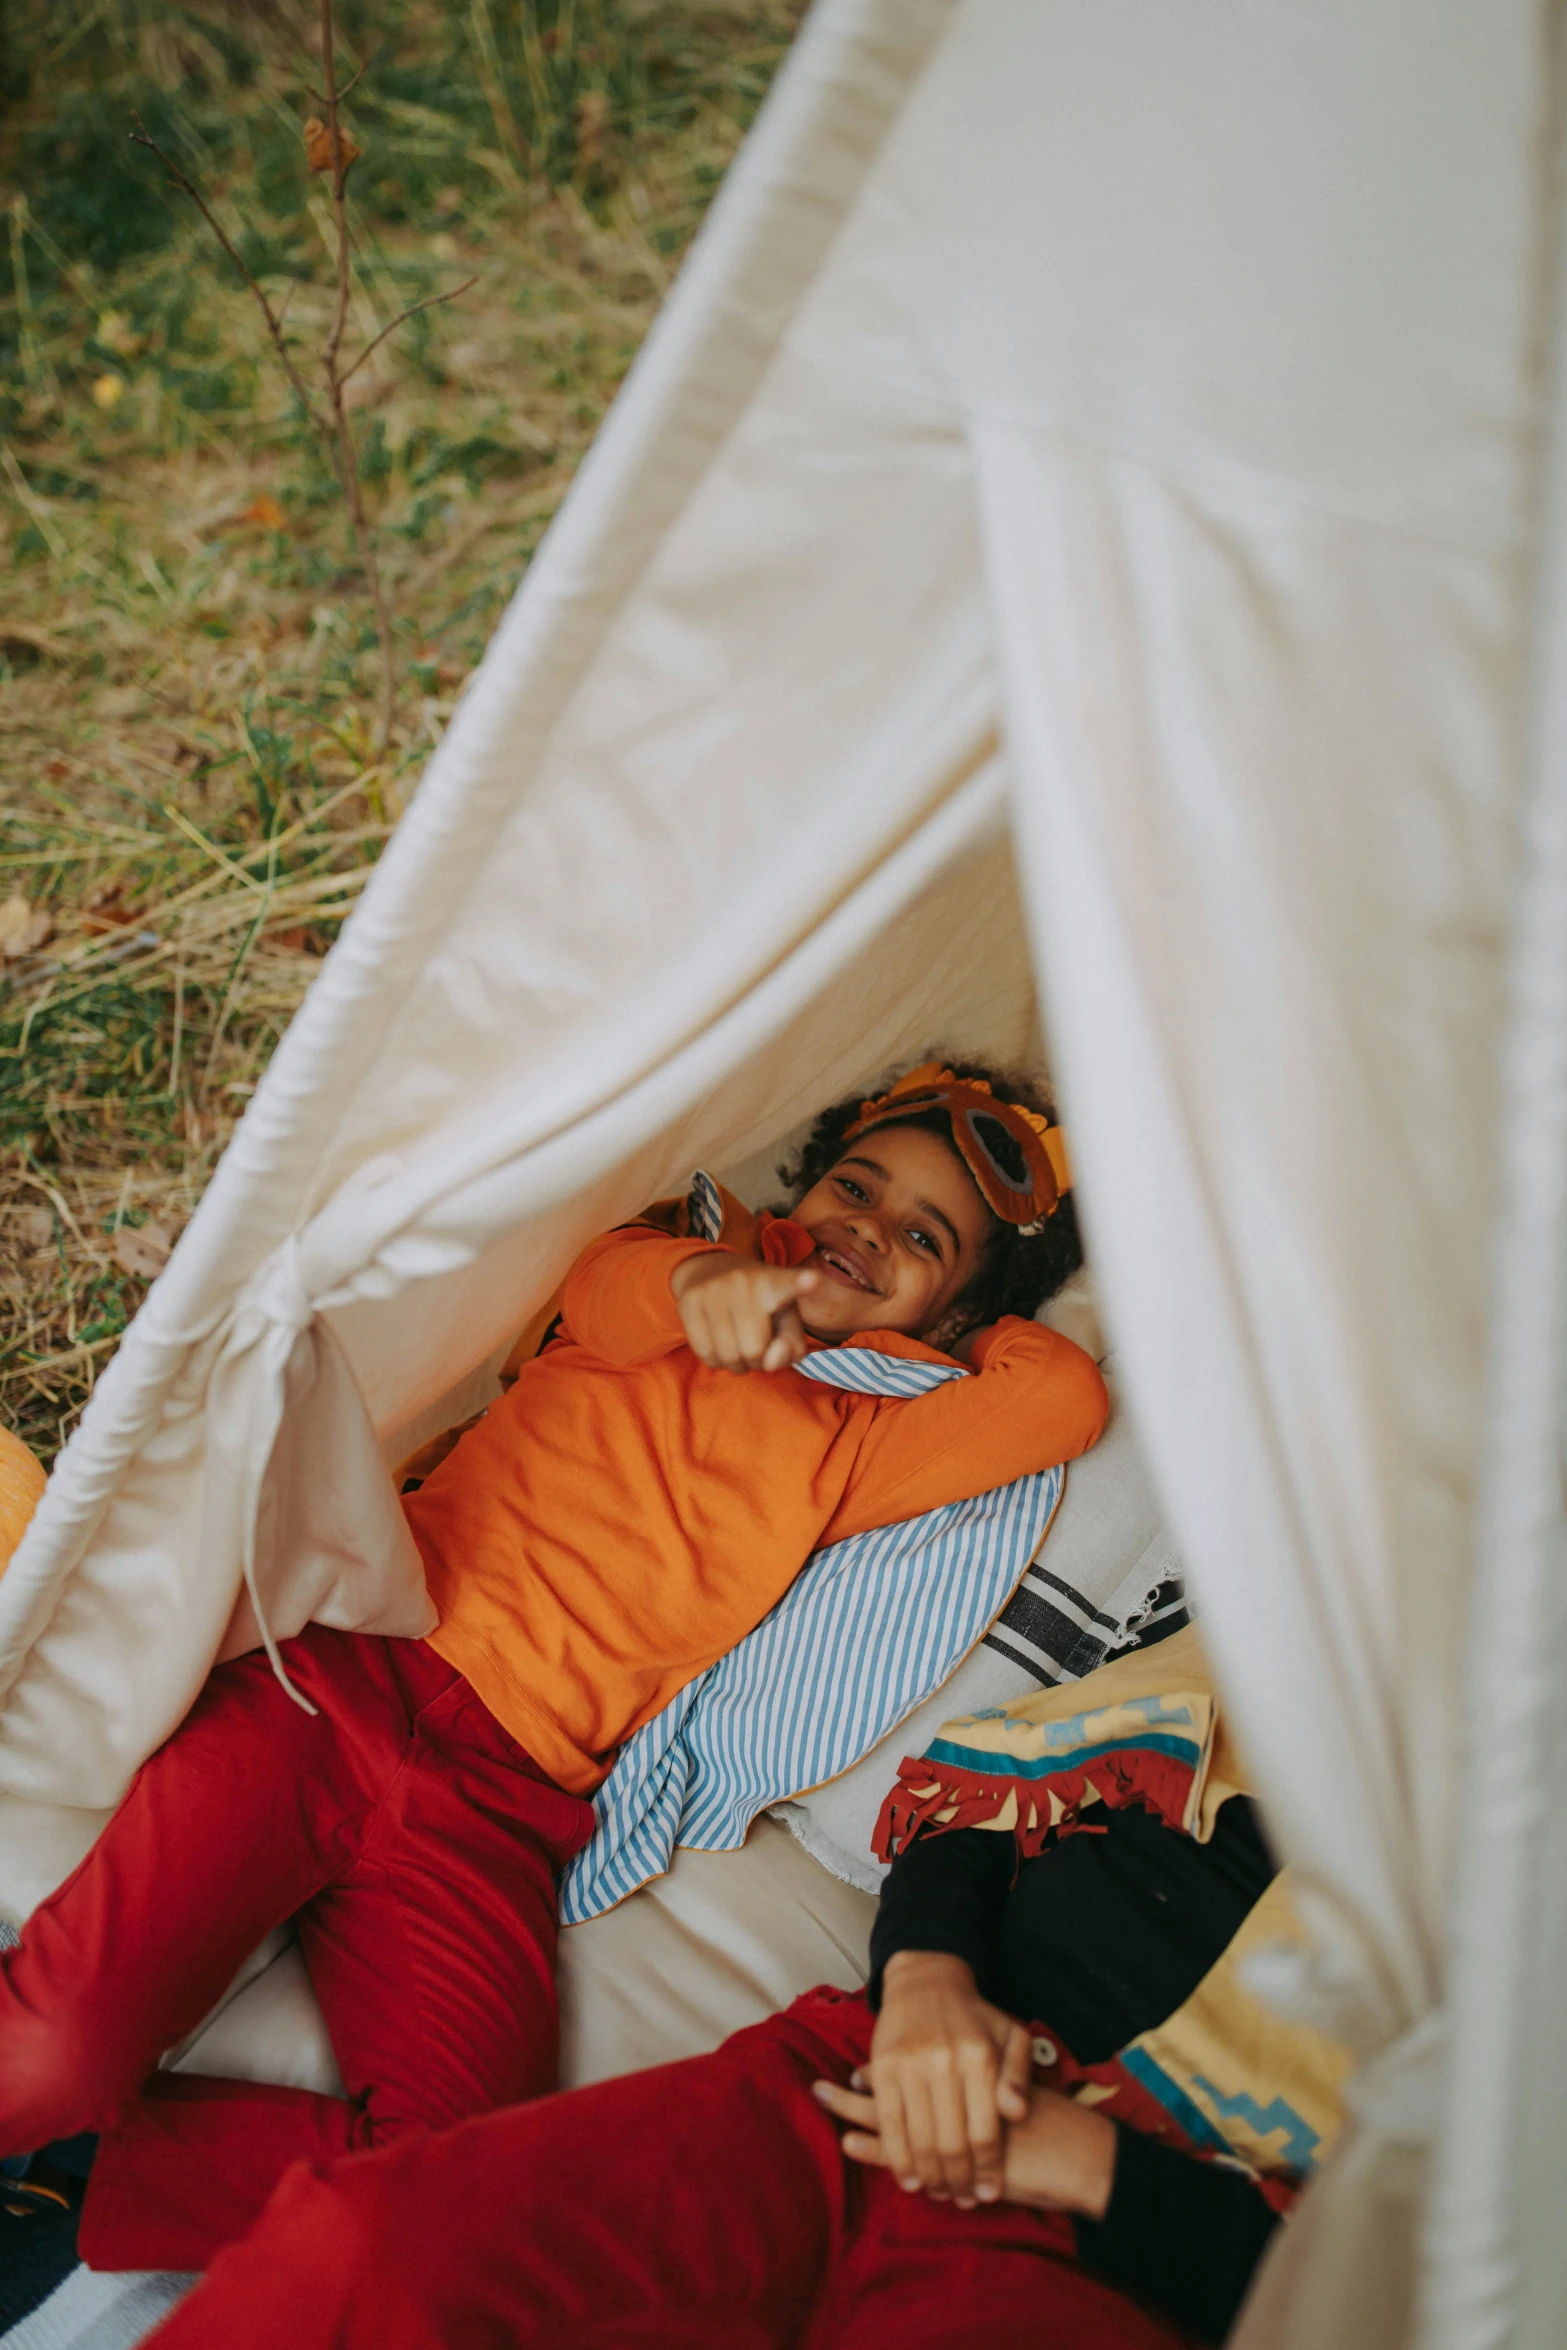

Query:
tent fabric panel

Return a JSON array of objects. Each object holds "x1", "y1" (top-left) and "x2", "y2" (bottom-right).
[
  {"x1": 981, "y1": 425, "x2": 1521, "y2": 2001},
  {"x1": 301, "y1": 363, "x2": 989, "y2": 1227},
  {"x1": 1426, "y1": 97, "x2": 1567, "y2": 2345},
  {"x1": 868, "y1": 0, "x2": 1540, "y2": 539}
]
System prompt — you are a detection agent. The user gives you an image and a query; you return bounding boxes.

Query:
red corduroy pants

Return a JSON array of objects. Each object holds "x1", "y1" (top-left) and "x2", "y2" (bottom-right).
[
  {"x1": 146, "y1": 1989, "x2": 1191, "y2": 2350},
  {"x1": 0, "y1": 1624, "x2": 592, "y2": 2271}
]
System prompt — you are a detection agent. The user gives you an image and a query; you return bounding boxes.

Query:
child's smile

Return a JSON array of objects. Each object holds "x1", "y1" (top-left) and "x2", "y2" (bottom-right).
[
  {"x1": 813, "y1": 1239, "x2": 882, "y2": 1296},
  {"x1": 791, "y1": 1125, "x2": 993, "y2": 1348}
]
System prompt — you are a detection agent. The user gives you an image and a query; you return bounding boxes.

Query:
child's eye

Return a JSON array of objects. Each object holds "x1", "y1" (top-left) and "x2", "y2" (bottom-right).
[
  {"x1": 907, "y1": 1226, "x2": 940, "y2": 1257},
  {"x1": 835, "y1": 1176, "x2": 867, "y2": 1202}
]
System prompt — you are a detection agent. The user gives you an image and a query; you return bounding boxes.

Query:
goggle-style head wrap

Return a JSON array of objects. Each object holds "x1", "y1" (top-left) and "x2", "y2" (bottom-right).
[{"x1": 842, "y1": 1063, "x2": 1072, "y2": 1233}]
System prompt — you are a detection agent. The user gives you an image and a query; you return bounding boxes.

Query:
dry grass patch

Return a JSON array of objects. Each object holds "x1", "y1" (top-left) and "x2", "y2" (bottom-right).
[{"x1": 1, "y1": 0, "x2": 801, "y2": 1457}]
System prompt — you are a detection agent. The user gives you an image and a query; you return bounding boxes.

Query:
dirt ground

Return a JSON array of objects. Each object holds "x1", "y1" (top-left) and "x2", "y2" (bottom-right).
[{"x1": 0, "y1": 0, "x2": 800, "y2": 1458}]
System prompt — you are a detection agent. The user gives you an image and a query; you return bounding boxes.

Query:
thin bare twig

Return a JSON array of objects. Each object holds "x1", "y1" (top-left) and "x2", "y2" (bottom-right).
[
  {"x1": 128, "y1": 117, "x2": 333, "y2": 451},
  {"x1": 319, "y1": 0, "x2": 354, "y2": 385},
  {"x1": 129, "y1": 0, "x2": 474, "y2": 755},
  {"x1": 340, "y1": 277, "x2": 479, "y2": 386},
  {"x1": 316, "y1": 0, "x2": 396, "y2": 748},
  {"x1": 302, "y1": 44, "x2": 375, "y2": 108}
]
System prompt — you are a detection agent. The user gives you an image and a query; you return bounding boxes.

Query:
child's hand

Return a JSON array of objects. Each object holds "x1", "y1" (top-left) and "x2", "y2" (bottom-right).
[
  {"x1": 669, "y1": 1252, "x2": 820, "y2": 1374},
  {"x1": 812, "y1": 2072, "x2": 1116, "y2": 2221},
  {"x1": 822, "y1": 1950, "x2": 1034, "y2": 2207}
]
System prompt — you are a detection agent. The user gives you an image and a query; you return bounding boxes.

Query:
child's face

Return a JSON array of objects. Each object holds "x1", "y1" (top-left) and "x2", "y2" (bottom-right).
[{"x1": 790, "y1": 1125, "x2": 993, "y2": 1345}]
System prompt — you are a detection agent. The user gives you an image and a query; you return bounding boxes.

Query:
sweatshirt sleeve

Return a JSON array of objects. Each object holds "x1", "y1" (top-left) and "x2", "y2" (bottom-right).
[
  {"x1": 558, "y1": 1225, "x2": 725, "y2": 1365},
  {"x1": 1074, "y1": 2123, "x2": 1281, "y2": 2346},
  {"x1": 866, "y1": 1824, "x2": 1015, "y2": 2009},
  {"x1": 825, "y1": 1319, "x2": 1108, "y2": 1540}
]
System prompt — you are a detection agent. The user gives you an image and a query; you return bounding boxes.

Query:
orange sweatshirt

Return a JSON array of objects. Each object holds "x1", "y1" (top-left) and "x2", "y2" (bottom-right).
[{"x1": 410, "y1": 1218, "x2": 1107, "y2": 1795}]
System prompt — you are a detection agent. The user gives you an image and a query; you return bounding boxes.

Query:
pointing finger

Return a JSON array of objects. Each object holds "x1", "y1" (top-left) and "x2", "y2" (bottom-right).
[
  {"x1": 762, "y1": 1304, "x2": 808, "y2": 1373},
  {"x1": 755, "y1": 1264, "x2": 817, "y2": 1310}
]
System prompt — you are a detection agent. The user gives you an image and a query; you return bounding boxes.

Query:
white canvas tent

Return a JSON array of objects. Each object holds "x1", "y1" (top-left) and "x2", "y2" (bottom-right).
[{"x1": 2, "y1": 0, "x2": 1565, "y2": 2341}]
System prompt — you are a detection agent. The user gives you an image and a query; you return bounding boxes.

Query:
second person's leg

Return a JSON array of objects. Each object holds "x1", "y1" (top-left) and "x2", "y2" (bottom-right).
[
  {"x1": 804, "y1": 2168, "x2": 1192, "y2": 2350},
  {"x1": 145, "y1": 1992, "x2": 879, "y2": 2350}
]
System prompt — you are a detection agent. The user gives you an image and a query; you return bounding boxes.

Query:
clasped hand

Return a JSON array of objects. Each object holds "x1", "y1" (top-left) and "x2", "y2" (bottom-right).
[{"x1": 811, "y1": 1951, "x2": 1115, "y2": 2219}]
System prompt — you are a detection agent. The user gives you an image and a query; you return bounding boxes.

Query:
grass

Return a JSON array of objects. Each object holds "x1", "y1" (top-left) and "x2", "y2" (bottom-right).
[{"x1": 0, "y1": 0, "x2": 801, "y2": 1461}]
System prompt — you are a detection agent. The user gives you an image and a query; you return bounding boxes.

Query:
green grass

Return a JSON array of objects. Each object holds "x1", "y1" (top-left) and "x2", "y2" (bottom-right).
[{"x1": 0, "y1": 0, "x2": 802, "y2": 1459}]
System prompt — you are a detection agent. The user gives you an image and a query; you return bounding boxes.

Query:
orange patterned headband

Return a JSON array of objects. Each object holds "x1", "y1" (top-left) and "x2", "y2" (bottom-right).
[{"x1": 842, "y1": 1063, "x2": 1072, "y2": 1231}]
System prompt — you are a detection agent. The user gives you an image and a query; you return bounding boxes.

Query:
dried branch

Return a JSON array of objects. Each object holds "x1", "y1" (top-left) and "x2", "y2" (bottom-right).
[
  {"x1": 339, "y1": 277, "x2": 478, "y2": 387},
  {"x1": 302, "y1": 44, "x2": 375, "y2": 109},
  {"x1": 127, "y1": 118, "x2": 332, "y2": 451},
  {"x1": 131, "y1": 0, "x2": 474, "y2": 752},
  {"x1": 311, "y1": 0, "x2": 397, "y2": 746}
]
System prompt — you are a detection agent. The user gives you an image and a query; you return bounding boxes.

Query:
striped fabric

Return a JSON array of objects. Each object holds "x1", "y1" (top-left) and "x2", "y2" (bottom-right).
[
  {"x1": 559, "y1": 1345, "x2": 1063, "y2": 1924},
  {"x1": 685, "y1": 1167, "x2": 725, "y2": 1242},
  {"x1": 984, "y1": 1563, "x2": 1188, "y2": 1685}
]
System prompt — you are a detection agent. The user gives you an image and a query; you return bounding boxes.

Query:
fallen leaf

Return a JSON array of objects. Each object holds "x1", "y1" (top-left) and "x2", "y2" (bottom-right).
[
  {"x1": 0, "y1": 893, "x2": 55, "y2": 959},
  {"x1": 274, "y1": 925, "x2": 330, "y2": 955},
  {"x1": 92, "y1": 374, "x2": 124, "y2": 410},
  {"x1": 81, "y1": 880, "x2": 145, "y2": 933},
  {"x1": 113, "y1": 1223, "x2": 173, "y2": 1281},
  {"x1": 18, "y1": 1207, "x2": 54, "y2": 1250},
  {"x1": 242, "y1": 494, "x2": 287, "y2": 530},
  {"x1": 303, "y1": 116, "x2": 363, "y2": 175}
]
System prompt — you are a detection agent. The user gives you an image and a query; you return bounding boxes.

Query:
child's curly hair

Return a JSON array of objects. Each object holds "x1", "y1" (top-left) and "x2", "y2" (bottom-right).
[{"x1": 775, "y1": 1057, "x2": 1085, "y2": 1334}]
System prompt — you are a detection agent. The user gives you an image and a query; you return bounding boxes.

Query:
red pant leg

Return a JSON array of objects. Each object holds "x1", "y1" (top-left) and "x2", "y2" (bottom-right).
[
  {"x1": 0, "y1": 1625, "x2": 590, "y2": 2272},
  {"x1": 806, "y1": 2165, "x2": 1192, "y2": 2350},
  {"x1": 147, "y1": 1992, "x2": 880, "y2": 2350},
  {"x1": 147, "y1": 1988, "x2": 1193, "y2": 2350},
  {"x1": 85, "y1": 1659, "x2": 589, "y2": 2268},
  {"x1": 0, "y1": 1626, "x2": 426, "y2": 2154}
]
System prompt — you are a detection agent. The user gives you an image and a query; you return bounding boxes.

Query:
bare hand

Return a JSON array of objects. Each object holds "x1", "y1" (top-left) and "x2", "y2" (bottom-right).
[
  {"x1": 812, "y1": 2074, "x2": 1117, "y2": 2221},
  {"x1": 841, "y1": 1951, "x2": 1034, "y2": 2206},
  {"x1": 669, "y1": 1252, "x2": 820, "y2": 1374}
]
